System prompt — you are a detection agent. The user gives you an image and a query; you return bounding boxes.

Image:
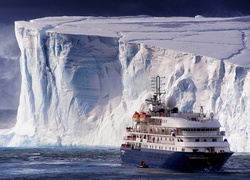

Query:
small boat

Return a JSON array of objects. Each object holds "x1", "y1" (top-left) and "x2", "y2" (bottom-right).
[{"x1": 136, "y1": 161, "x2": 149, "y2": 168}]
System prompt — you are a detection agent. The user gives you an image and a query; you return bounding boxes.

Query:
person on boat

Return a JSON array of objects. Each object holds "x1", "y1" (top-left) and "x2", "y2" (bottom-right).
[{"x1": 139, "y1": 161, "x2": 148, "y2": 168}]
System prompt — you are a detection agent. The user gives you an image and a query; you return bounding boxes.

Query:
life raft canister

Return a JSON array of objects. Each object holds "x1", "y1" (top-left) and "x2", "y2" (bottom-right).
[
  {"x1": 140, "y1": 112, "x2": 151, "y2": 123},
  {"x1": 132, "y1": 111, "x2": 140, "y2": 122}
]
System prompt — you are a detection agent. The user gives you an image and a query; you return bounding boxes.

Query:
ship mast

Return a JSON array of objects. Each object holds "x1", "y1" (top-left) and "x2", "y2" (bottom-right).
[
  {"x1": 150, "y1": 75, "x2": 165, "y2": 104},
  {"x1": 143, "y1": 75, "x2": 166, "y2": 115}
]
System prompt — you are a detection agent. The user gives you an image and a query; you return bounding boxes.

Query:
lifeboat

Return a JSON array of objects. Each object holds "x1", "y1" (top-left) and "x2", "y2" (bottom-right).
[
  {"x1": 132, "y1": 111, "x2": 140, "y2": 122},
  {"x1": 140, "y1": 112, "x2": 151, "y2": 123}
]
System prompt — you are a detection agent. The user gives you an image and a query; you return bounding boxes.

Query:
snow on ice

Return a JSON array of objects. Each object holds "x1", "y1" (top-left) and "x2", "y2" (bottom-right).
[{"x1": 0, "y1": 16, "x2": 250, "y2": 152}]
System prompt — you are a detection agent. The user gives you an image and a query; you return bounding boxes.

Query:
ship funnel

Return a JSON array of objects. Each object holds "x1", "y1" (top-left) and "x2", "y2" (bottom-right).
[{"x1": 166, "y1": 96, "x2": 177, "y2": 108}]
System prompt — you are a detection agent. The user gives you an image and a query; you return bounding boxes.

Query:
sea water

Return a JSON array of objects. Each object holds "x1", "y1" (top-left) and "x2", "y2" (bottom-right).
[
  {"x1": 0, "y1": 147, "x2": 249, "y2": 179},
  {"x1": 0, "y1": 110, "x2": 250, "y2": 179}
]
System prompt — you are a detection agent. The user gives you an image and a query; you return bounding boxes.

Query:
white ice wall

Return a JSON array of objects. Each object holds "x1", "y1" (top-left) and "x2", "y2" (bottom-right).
[{"x1": 0, "y1": 16, "x2": 249, "y2": 151}]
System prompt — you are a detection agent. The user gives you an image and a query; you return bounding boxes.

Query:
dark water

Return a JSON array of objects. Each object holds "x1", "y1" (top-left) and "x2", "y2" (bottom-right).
[{"x1": 0, "y1": 147, "x2": 249, "y2": 180}]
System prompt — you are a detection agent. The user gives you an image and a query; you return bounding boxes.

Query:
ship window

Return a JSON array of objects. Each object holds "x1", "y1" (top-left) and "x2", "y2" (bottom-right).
[
  {"x1": 212, "y1": 139, "x2": 217, "y2": 142},
  {"x1": 195, "y1": 139, "x2": 199, "y2": 142},
  {"x1": 182, "y1": 148, "x2": 185, "y2": 152},
  {"x1": 169, "y1": 147, "x2": 171, "y2": 150}
]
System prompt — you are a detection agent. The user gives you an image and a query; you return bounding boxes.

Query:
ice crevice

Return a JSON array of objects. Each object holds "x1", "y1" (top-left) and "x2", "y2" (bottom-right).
[
  {"x1": 0, "y1": 16, "x2": 250, "y2": 151},
  {"x1": 222, "y1": 31, "x2": 246, "y2": 61}
]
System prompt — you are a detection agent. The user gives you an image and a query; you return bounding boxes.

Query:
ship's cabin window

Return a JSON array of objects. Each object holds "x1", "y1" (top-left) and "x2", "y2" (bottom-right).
[
  {"x1": 212, "y1": 138, "x2": 217, "y2": 142},
  {"x1": 195, "y1": 139, "x2": 199, "y2": 142},
  {"x1": 182, "y1": 148, "x2": 185, "y2": 152},
  {"x1": 182, "y1": 128, "x2": 218, "y2": 131}
]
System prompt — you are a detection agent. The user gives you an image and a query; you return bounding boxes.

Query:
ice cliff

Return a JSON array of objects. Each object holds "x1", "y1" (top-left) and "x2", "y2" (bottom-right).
[{"x1": 0, "y1": 16, "x2": 250, "y2": 152}]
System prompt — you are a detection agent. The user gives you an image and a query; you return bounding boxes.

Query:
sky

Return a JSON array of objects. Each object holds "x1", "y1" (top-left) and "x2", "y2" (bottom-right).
[
  {"x1": 0, "y1": 0, "x2": 250, "y2": 109},
  {"x1": 1, "y1": 0, "x2": 250, "y2": 24}
]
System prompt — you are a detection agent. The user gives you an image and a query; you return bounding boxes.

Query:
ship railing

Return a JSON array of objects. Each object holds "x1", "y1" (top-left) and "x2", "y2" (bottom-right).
[
  {"x1": 147, "y1": 139, "x2": 175, "y2": 145},
  {"x1": 130, "y1": 128, "x2": 222, "y2": 139},
  {"x1": 123, "y1": 135, "x2": 136, "y2": 141},
  {"x1": 123, "y1": 137, "x2": 136, "y2": 141},
  {"x1": 121, "y1": 143, "x2": 132, "y2": 148},
  {"x1": 133, "y1": 131, "x2": 176, "y2": 139},
  {"x1": 134, "y1": 130, "x2": 172, "y2": 135},
  {"x1": 172, "y1": 112, "x2": 214, "y2": 121}
]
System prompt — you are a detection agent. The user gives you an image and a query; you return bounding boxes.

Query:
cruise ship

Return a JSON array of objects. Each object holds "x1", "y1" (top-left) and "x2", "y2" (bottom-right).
[{"x1": 120, "y1": 76, "x2": 233, "y2": 172}]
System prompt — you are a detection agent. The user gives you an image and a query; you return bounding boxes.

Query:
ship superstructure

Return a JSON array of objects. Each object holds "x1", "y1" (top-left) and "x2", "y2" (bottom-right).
[{"x1": 120, "y1": 76, "x2": 233, "y2": 172}]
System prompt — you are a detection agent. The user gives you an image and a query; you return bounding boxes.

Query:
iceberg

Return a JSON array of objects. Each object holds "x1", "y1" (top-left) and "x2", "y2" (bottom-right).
[{"x1": 0, "y1": 16, "x2": 250, "y2": 152}]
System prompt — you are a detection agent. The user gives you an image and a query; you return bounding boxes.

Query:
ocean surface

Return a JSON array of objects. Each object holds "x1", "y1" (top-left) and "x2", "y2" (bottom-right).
[
  {"x1": 0, "y1": 147, "x2": 249, "y2": 179},
  {"x1": 0, "y1": 110, "x2": 250, "y2": 179}
]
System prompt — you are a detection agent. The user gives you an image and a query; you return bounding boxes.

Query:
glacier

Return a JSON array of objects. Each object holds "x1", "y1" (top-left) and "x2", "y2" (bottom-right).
[{"x1": 0, "y1": 16, "x2": 250, "y2": 152}]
